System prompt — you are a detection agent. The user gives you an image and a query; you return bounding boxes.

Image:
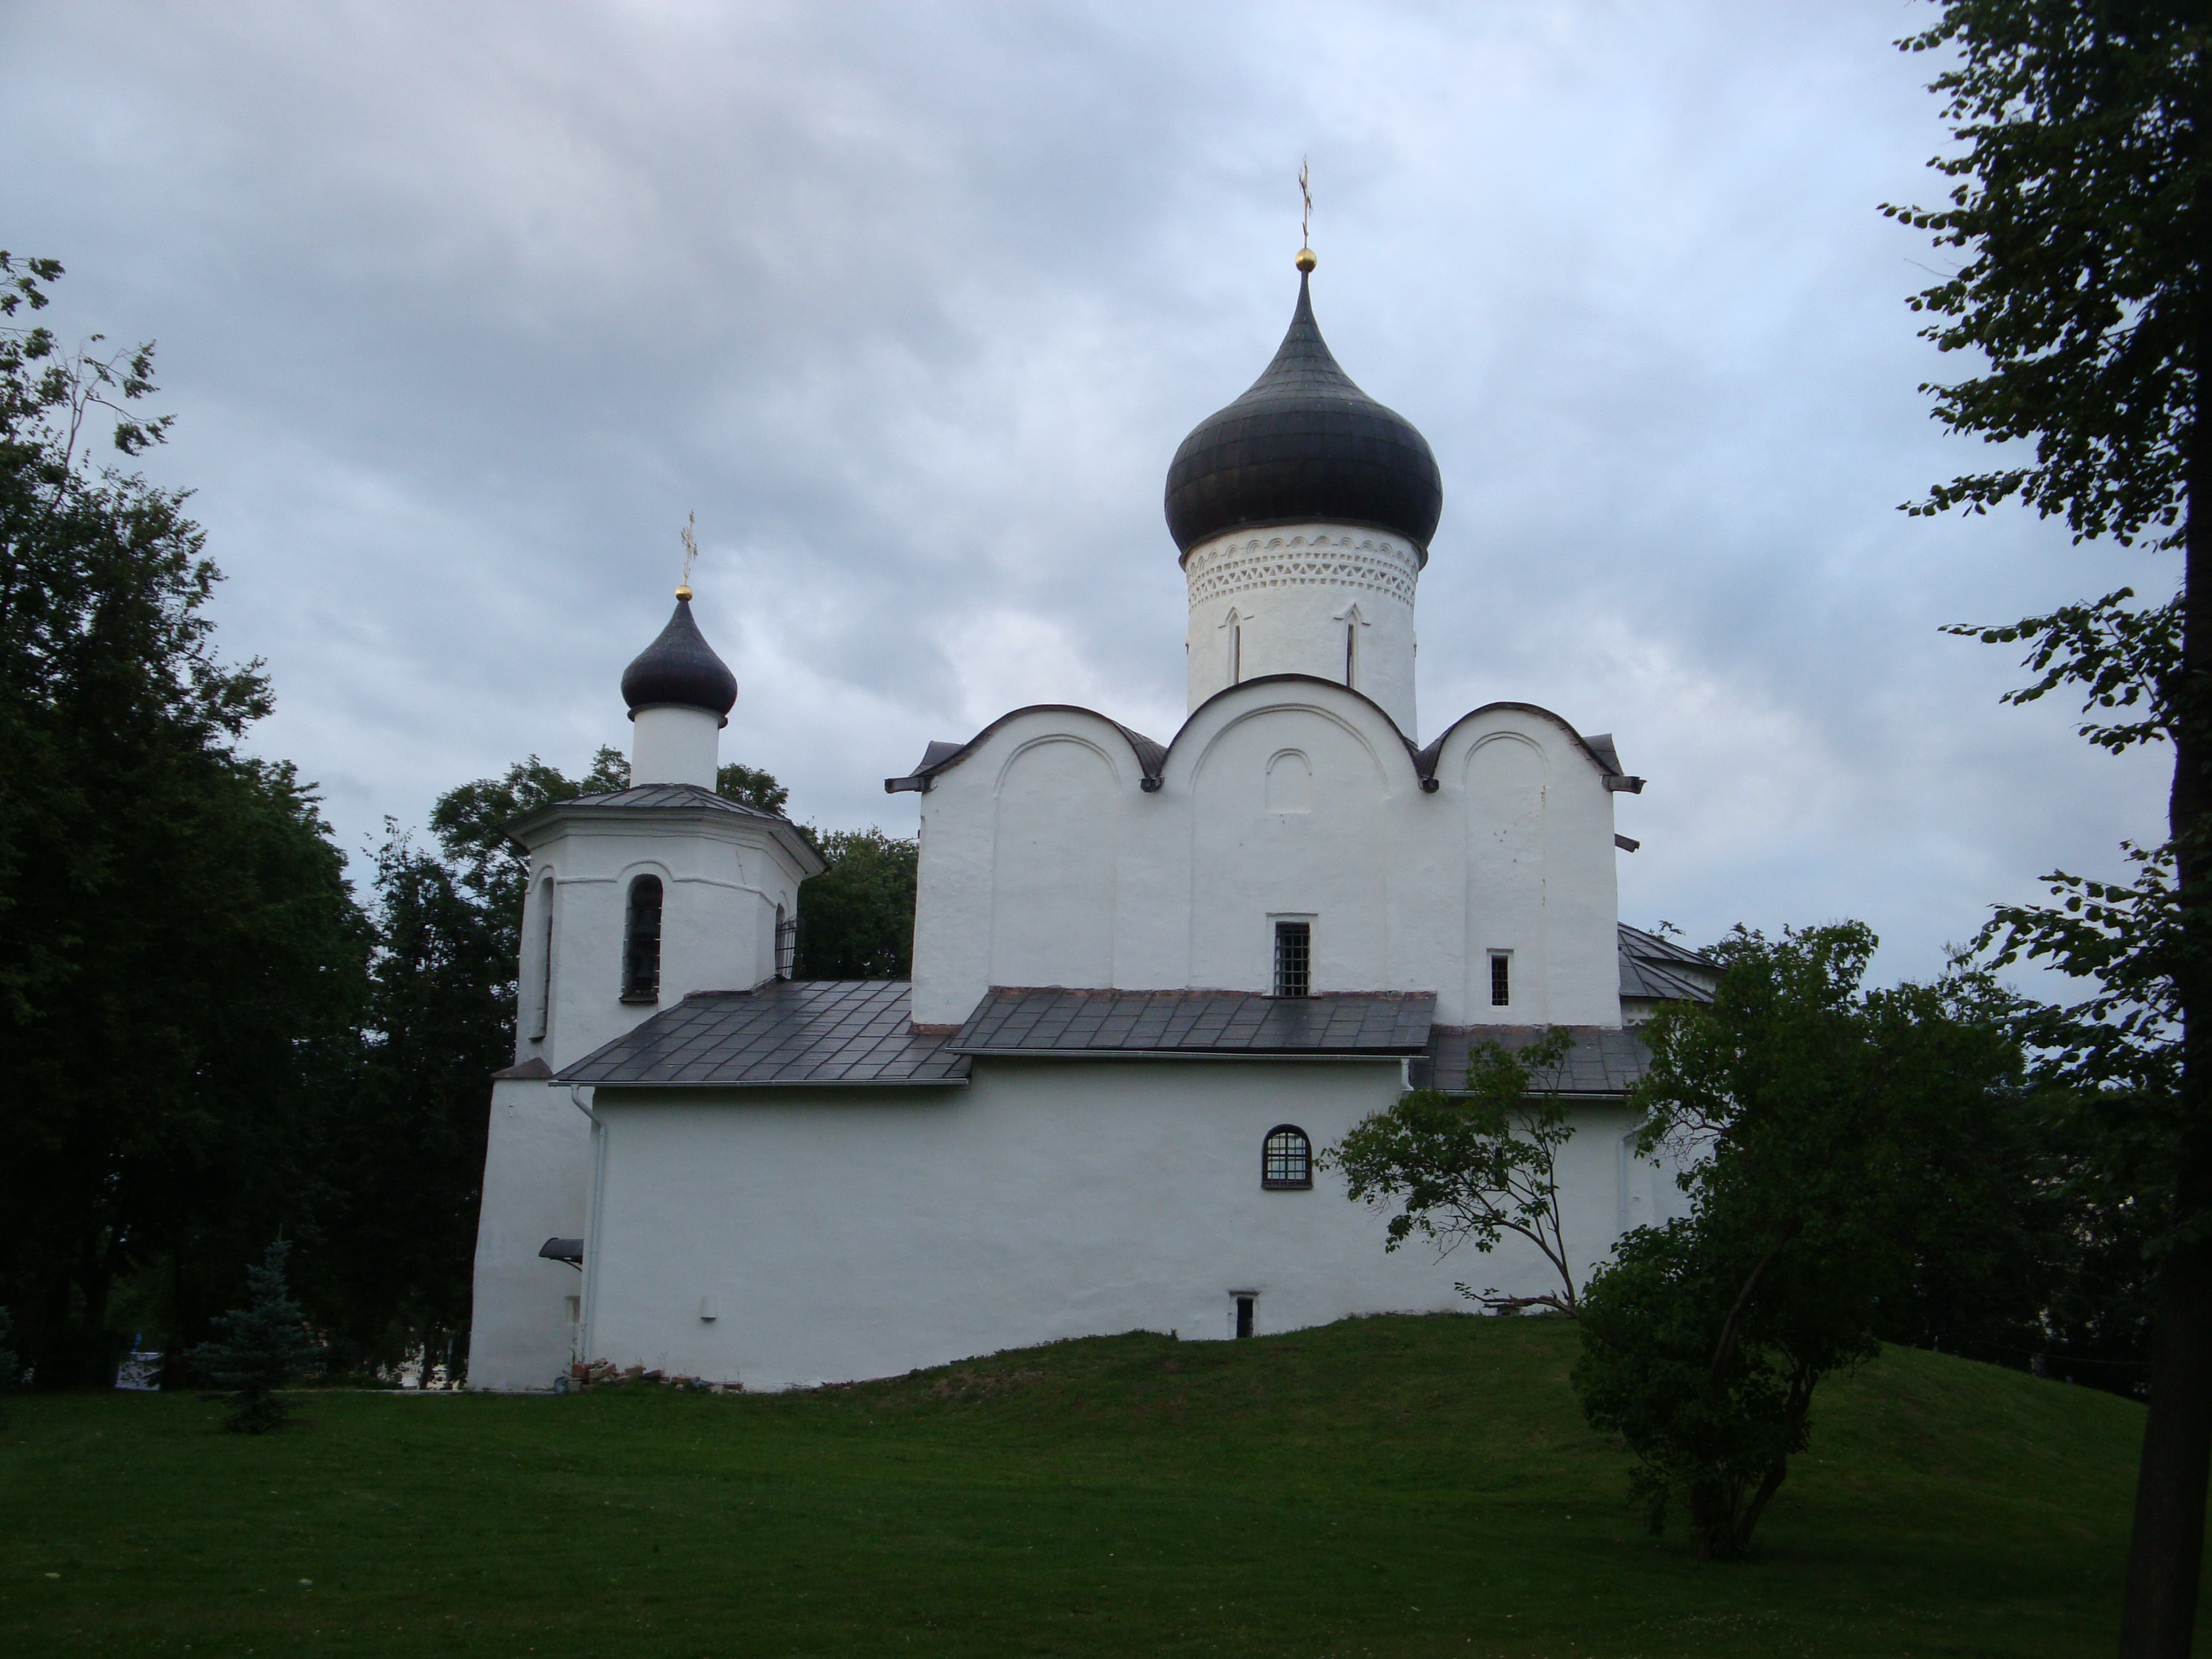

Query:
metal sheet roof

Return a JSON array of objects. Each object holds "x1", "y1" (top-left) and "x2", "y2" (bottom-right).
[
  {"x1": 951, "y1": 987, "x2": 1435, "y2": 1057},
  {"x1": 1414, "y1": 1025, "x2": 1654, "y2": 1097},
  {"x1": 557, "y1": 981, "x2": 969, "y2": 1088}
]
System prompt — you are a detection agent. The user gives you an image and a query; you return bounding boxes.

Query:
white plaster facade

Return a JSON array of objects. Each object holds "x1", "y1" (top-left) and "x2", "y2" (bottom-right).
[
  {"x1": 578, "y1": 1063, "x2": 1646, "y2": 1392},
  {"x1": 905, "y1": 680, "x2": 1627, "y2": 1029}
]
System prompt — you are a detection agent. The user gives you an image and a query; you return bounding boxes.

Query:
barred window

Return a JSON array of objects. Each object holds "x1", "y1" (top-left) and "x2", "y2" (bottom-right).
[
  {"x1": 1262, "y1": 1124, "x2": 1313, "y2": 1190},
  {"x1": 1490, "y1": 952, "x2": 1511, "y2": 1008},
  {"x1": 775, "y1": 905, "x2": 798, "y2": 979},
  {"x1": 1274, "y1": 919, "x2": 1311, "y2": 998},
  {"x1": 621, "y1": 875, "x2": 663, "y2": 1004}
]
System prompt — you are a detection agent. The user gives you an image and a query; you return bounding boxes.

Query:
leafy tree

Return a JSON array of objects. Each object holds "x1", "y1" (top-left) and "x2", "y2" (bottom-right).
[
  {"x1": 794, "y1": 828, "x2": 917, "y2": 980},
  {"x1": 1324, "y1": 1027, "x2": 1585, "y2": 1314},
  {"x1": 1574, "y1": 924, "x2": 2030, "y2": 1559},
  {"x1": 187, "y1": 1239, "x2": 319, "y2": 1433},
  {"x1": 0, "y1": 254, "x2": 368, "y2": 1388},
  {"x1": 1883, "y1": 7, "x2": 2211, "y2": 1645},
  {"x1": 428, "y1": 745, "x2": 629, "y2": 960},
  {"x1": 719, "y1": 760, "x2": 789, "y2": 816}
]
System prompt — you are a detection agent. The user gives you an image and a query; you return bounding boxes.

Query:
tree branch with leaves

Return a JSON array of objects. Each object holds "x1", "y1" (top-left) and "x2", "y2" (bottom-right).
[{"x1": 1324, "y1": 1027, "x2": 1585, "y2": 1315}]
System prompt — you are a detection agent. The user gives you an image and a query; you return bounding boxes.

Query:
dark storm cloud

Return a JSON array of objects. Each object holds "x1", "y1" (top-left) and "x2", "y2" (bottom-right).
[{"x1": 0, "y1": 0, "x2": 2163, "y2": 989}]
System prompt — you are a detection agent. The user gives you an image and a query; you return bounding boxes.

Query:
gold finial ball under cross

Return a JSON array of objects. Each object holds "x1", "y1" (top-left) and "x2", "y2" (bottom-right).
[
  {"x1": 675, "y1": 583, "x2": 693, "y2": 601},
  {"x1": 1295, "y1": 247, "x2": 1317, "y2": 273}
]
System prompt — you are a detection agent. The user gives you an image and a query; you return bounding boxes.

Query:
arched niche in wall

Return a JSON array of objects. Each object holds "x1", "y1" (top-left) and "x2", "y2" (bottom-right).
[
  {"x1": 1464, "y1": 733, "x2": 1550, "y2": 1017},
  {"x1": 989, "y1": 736, "x2": 1119, "y2": 988},
  {"x1": 1264, "y1": 748, "x2": 1313, "y2": 813}
]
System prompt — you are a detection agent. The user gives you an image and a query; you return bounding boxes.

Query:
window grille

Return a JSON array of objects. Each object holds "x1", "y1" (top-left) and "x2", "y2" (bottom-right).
[
  {"x1": 1262, "y1": 1125, "x2": 1313, "y2": 1190},
  {"x1": 1490, "y1": 952, "x2": 1511, "y2": 1008},
  {"x1": 1273, "y1": 920, "x2": 1311, "y2": 998},
  {"x1": 775, "y1": 908, "x2": 798, "y2": 979},
  {"x1": 621, "y1": 875, "x2": 663, "y2": 1003}
]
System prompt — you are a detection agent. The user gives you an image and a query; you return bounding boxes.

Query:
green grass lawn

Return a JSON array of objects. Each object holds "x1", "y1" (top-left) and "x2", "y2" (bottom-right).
[{"x1": 0, "y1": 1313, "x2": 2184, "y2": 1657}]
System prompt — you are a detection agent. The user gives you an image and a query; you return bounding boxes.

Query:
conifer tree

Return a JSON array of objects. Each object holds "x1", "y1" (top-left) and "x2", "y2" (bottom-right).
[{"x1": 188, "y1": 1240, "x2": 319, "y2": 1434}]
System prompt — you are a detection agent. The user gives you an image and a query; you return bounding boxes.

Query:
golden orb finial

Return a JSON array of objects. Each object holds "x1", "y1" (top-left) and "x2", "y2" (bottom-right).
[{"x1": 1295, "y1": 247, "x2": 1317, "y2": 273}]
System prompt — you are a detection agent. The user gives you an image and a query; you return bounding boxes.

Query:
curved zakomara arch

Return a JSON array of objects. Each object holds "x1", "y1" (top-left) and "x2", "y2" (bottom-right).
[
  {"x1": 1187, "y1": 698, "x2": 1391, "y2": 795},
  {"x1": 882, "y1": 677, "x2": 1627, "y2": 800},
  {"x1": 992, "y1": 730, "x2": 1125, "y2": 795},
  {"x1": 885, "y1": 704, "x2": 1167, "y2": 795},
  {"x1": 1462, "y1": 727, "x2": 1552, "y2": 784}
]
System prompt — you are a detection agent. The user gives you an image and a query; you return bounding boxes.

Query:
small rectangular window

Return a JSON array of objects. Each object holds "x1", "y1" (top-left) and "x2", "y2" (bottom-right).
[
  {"x1": 1235, "y1": 1295, "x2": 1255, "y2": 1340},
  {"x1": 1273, "y1": 920, "x2": 1311, "y2": 998},
  {"x1": 1490, "y1": 952, "x2": 1511, "y2": 1008}
]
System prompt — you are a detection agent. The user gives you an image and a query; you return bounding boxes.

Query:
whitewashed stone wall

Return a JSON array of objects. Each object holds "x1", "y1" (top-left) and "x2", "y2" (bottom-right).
[
  {"x1": 909, "y1": 678, "x2": 1624, "y2": 1029},
  {"x1": 576, "y1": 1059, "x2": 1647, "y2": 1390},
  {"x1": 467, "y1": 803, "x2": 818, "y2": 1392}
]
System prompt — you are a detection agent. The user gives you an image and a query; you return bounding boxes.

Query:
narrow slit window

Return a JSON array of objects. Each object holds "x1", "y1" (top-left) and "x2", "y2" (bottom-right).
[
  {"x1": 1273, "y1": 920, "x2": 1311, "y2": 998},
  {"x1": 1262, "y1": 1125, "x2": 1313, "y2": 1190},
  {"x1": 1490, "y1": 952, "x2": 1511, "y2": 1008},
  {"x1": 1230, "y1": 617, "x2": 1243, "y2": 685},
  {"x1": 622, "y1": 875, "x2": 664, "y2": 1004},
  {"x1": 529, "y1": 877, "x2": 555, "y2": 1041},
  {"x1": 1345, "y1": 620, "x2": 1357, "y2": 686}
]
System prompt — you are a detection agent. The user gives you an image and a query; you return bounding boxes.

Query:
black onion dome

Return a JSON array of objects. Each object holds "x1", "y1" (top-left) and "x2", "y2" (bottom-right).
[
  {"x1": 620, "y1": 597, "x2": 737, "y2": 721},
  {"x1": 1165, "y1": 273, "x2": 1441, "y2": 560}
]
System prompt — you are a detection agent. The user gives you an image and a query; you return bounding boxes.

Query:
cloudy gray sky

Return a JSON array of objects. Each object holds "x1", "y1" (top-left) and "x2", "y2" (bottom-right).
[{"x1": 1, "y1": 1, "x2": 2166, "y2": 991}]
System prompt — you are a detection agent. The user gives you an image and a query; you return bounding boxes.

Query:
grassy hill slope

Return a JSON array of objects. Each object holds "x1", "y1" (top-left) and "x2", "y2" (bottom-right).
[{"x1": 0, "y1": 1313, "x2": 2179, "y2": 1658}]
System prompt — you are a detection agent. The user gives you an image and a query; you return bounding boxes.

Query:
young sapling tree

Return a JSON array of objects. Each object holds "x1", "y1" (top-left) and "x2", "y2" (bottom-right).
[
  {"x1": 1324, "y1": 1027, "x2": 1584, "y2": 1314},
  {"x1": 188, "y1": 1240, "x2": 320, "y2": 1434}
]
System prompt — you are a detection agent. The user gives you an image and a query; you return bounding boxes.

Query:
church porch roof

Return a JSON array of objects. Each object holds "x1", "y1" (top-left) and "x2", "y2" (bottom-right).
[
  {"x1": 950, "y1": 987, "x2": 1435, "y2": 1057},
  {"x1": 557, "y1": 981, "x2": 969, "y2": 1088},
  {"x1": 1413, "y1": 1026, "x2": 1654, "y2": 1097}
]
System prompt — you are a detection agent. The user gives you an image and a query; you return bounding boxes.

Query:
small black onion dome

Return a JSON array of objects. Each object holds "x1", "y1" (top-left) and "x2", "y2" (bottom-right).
[
  {"x1": 1165, "y1": 272, "x2": 1441, "y2": 561},
  {"x1": 620, "y1": 596, "x2": 737, "y2": 723}
]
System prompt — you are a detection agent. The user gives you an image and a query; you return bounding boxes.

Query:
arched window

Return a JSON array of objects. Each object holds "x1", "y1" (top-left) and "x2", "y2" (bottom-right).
[
  {"x1": 1262, "y1": 1125, "x2": 1313, "y2": 1190},
  {"x1": 621, "y1": 875, "x2": 663, "y2": 1004}
]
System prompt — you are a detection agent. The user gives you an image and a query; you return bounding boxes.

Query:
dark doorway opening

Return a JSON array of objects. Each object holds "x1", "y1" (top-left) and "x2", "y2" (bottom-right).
[{"x1": 1235, "y1": 1295, "x2": 1255, "y2": 1339}]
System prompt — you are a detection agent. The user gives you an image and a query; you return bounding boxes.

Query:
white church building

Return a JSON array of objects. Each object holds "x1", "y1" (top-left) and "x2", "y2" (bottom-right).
[{"x1": 465, "y1": 254, "x2": 1714, "y2": 1393}]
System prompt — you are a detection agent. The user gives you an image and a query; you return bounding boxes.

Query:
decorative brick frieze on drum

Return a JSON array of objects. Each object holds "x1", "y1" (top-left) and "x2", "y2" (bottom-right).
[{"x1": 1184, "y1": 531, "x2": 1420, "y2": 611}]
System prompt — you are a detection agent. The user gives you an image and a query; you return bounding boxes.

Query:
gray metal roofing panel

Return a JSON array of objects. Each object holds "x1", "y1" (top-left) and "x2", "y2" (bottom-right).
[
  {"x1": 1416, "y1": 1025, "x2": 1653, "y2": 1097},
  {"x1": 1619, "y1": 952, "x2": 1717, "y2": 1004},
  {"x1": 950, "y1": 988, "x2": 1435, "y2": 1056},
  {"x1": 1617, "y1": 923, "x2": 1719, "y2": 971},
  {"x1": 567, "y1": 783, "x2": 785, "y2": 821},
  {"x1": 557, "y1": 981, "x2": 970, "y2": 1087}
]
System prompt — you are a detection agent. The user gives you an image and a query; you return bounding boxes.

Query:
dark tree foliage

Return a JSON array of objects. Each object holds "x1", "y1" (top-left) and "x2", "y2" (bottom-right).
[
  {"x1": 291, "y1": 828, "x2": 515, "y2": 1380},
  {"x1": 719, "y1": 760, "x2": 788, "y2": 816},
  {"x1": 1573, "y1": 924, "x2": 2031, "y2": 1560},
  {"x1": 187, "y1": 1239, "x2": 319, "y2": 1433},
  {"x1": 0, "y1": 255, "x2": 368, "y2": 1388},
  {"x1": 1884, "y1": 8, "x2": 2211, "y2": 1647},
  {"x1": 794, "y1": 828, "x2": 918, "y2": 980},
  {"x1": 1325, "y1": 1027, "x2": 1585, "y2": 1314}
]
